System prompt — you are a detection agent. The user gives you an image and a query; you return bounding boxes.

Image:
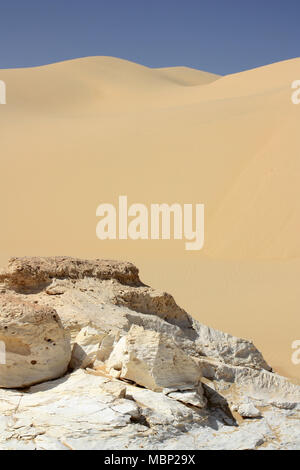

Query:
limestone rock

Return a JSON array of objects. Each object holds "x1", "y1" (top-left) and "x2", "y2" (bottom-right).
[
  {"x1": 0, "y1": 370, "x2": 298, "y2": 450},
  {"x1": 166, "y1": 388, "x2": 206, "y2": 408},
  {"x1": 70, "y1": 325, "x2": 106, "y2": 370},
  {"x1": 0, "y1": 296, "x2": 71, "y2": 388},
  {"x1": 100, "y1": 381, "x2": 127, "y2": 399},
  {"x1": 0, "y1": 256, "x2": 270, "y2": 372},
  {"x1": 237, "y1": 403, "x2": 262, "y2": 419},
  {"x1": 107, "y1": 325, "x2": 203, "y2": 397},
  {"x1": 0, "y1": 256, "x2": 141, "y2": 290},
  {"x1": 192, "y1": 322, "x2": 271, "y2": 371},
  {"x1": 198, "y1": 357, "x2": 300, "y2": 408},
  {"x1": 0, "y1": 256, "x2": 299, "y2": 449}
]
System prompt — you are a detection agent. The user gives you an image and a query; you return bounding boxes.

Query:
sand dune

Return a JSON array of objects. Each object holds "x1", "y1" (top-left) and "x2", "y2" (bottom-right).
[
  {"x1": 0, "y1": 56, "x2": 299, "y2": 381},
  {"x1": 155, "y1": 66, "x2": 220, "y2": 86},
  {"x1": 0, "y1": 57, "x2": 218, "y2": 112}
]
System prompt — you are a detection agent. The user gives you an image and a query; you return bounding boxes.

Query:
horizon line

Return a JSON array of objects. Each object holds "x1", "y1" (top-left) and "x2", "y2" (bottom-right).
[{"x1": 0, "y1": 54, "x2": 300, "y2": 77}]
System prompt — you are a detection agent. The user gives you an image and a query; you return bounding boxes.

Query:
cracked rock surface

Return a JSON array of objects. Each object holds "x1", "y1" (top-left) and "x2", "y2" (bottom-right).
[{"x1": 0, "y1": 256, "x2": 299, "y2": 450}]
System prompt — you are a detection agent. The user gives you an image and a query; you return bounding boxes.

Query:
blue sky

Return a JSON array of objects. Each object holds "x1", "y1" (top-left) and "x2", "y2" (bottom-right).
[{"x1": 0, "y1": 0, "x2": 299, "y2": 74}]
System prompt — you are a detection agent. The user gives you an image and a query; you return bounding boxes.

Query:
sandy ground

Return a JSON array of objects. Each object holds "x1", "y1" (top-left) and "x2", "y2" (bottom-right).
[{"x1": 0, "y1": 56, "x2": 299, "y2": 382}]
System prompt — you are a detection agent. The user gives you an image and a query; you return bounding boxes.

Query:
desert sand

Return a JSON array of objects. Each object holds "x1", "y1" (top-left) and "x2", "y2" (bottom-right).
[{"x1": 0, "y1": 56, "x2": 299, "y2": 381}]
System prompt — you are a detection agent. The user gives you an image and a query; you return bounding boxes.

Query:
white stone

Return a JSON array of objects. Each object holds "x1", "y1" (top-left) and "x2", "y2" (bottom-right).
[
  {"x1": 167, "y1": 389, "x2": 206, "y2": 408},
  {"x1": 0, "y1": 296, "x2": 71, "y2": 388},
  {"x1": 107, "y1": 325, "x2": 203, "y2": 396},
  {"x1": 238, "y1": 403, "x2": 262, "y2": 418},
  {"x1": 70, "y1": 325, "x2": 106, "y2": 369}
]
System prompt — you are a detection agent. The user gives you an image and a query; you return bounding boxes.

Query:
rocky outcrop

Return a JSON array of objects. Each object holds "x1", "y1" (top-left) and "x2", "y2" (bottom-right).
[
  {"x1": 0, "y1": 296, "x2": 71, "y2": 388},
  {"x1": 0, "y1": 256, "x2": 270, "y2": 370},
  {"x1": 0, "y1": 256, "x2": 299, "y2": 450},
  {"x1": 0, "y1": 256, "x2": 141, "y2": 290}
]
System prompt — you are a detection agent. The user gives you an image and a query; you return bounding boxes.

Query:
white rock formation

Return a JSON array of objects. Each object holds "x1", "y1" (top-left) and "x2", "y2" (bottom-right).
[
  {"x1": 0, "y1": 256, "x2": 299, "y2": 450},
  {"x1": 0, "y1": 295, "x2": 71, "y2": 388},
  {"x1": 106, "y1": 325, "x2": 206, "y2": 407},
  {"x1": 70, "y1": 325, "x2": 108, "y2": 370},
  {"x1": 0, "y1": 369, "x2": 298, "y2": 450}
]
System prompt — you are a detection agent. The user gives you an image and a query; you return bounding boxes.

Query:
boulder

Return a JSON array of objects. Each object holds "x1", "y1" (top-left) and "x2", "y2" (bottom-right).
[
  {"x1": 0, "y1": 295, "x2": 71, "y2": 388},
  {"x1": 106, "y1": 325, "x2": 205, "y2": 407}
]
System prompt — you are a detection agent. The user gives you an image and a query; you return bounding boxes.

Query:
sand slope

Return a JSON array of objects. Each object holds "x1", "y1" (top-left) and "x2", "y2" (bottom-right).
[
  {"x1": 155, "y1": 66, "x2": 220, "y2": 86},
  {"x1": 0, "y1": 56, "x2": 299, "y2": 380}
]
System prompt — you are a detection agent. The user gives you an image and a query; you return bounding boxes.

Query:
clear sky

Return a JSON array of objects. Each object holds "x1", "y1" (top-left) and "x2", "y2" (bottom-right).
[{"x1": 0, "y1": 0, "x2": 299, "y2": 74}]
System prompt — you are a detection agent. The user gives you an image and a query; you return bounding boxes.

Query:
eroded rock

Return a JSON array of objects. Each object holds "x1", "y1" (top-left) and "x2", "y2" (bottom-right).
[
  {"x1": 70, "y1": 325, "x2": 107, "y2": 370},
  {"x1": 107, "y1": 325, "x2": 203, "y2": 395},
  {"x1": 0, "y1": 295, "x2": 71, "y2": 388},
  {"x1": 0, "y1": 256, "x2": 141, "y2": 290},
  {"x1": 0, "y1": 256, "x2": 299, "y2": 449}
]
